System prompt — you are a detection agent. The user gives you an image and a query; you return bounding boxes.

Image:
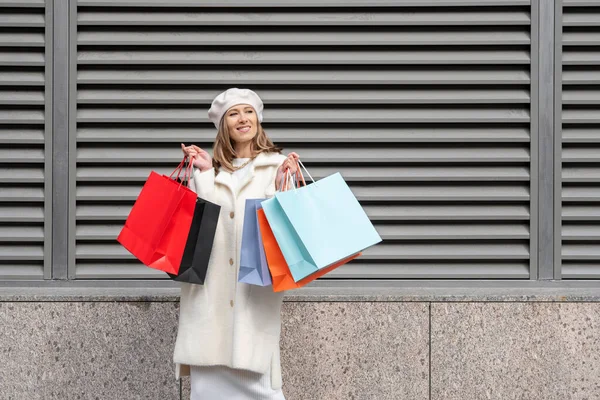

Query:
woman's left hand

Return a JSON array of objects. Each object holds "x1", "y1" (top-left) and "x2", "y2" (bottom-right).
[{"x1": 275, "y1": 152, "x2": 300, "y2": 191}]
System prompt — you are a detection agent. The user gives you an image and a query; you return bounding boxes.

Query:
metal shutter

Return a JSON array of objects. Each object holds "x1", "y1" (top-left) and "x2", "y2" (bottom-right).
[
  {"x1": 0, "y1": 0, "x2": 50, "y2": 280},
  {"x1": 73, "y1": 0, "x2": 534, "y2": 279},
  {"x1": 560, "y1": 0, "x2": 600, "y2": 278}
]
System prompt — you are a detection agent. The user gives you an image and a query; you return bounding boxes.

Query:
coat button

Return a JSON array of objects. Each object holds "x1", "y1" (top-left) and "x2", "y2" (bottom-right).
[
  {"x1": 229, "y1": 258, "x2": 234, "y2": 266},
  {"x1": 229, "y1": 211, "x2": 235, "y2": 219},
  {"x1": 230, "y1": 300, "x2": 234, "y2": 307}
]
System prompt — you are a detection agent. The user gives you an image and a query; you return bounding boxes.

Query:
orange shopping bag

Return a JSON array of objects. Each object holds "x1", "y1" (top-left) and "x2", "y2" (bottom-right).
[{"x1": 257, "y1": 208, "x2": 360, "y2": 292}]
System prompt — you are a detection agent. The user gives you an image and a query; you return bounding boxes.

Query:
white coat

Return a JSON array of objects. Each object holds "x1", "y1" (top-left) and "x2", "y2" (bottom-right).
[{"x1": 173, "y1": 151, "x2": 288, "y2": 390}]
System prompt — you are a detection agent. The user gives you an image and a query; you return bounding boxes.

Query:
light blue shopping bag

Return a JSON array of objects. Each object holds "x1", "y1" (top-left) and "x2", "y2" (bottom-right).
[{"x1": 262, "y1": 169, "x2": 381, "y2": 282}]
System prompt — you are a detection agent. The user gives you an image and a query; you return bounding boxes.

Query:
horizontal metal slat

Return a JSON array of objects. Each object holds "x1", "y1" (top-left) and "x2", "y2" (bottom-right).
[
  {"x1": 0, "y1": 129, "x2": 44, "y2": 144},
  {"x1": 563, "y1": 12, "x2": 600, "y2": 26},
  {"x1": 562, "y1": 128, "x2": 600, "y2": 142},
  {"x1": 76, "y1": 146, "x2": 531, "y2": 163},
  {"x1": 563, "y1": 32, "x2": 600, "y2": 46},
  {"x1": 75, "y1": 183, "x2": 530, "y2": 202},
  {"x1": 77, "y1": 68, "x2": 531, "y2": 85},
  {"x1": 562, "y1": 244, "x2": 600, "y2": 260},
  {"x1": 562, "y1": 224, "x2": 600, "y2": 240},
  {"x1": 0, "y1": 149, "x2": 46, "y2": 163},
  {"x1": 562, "y1": 51, "x2": 600, "y2": 65},
  {"x1": 0, "y1": 0, "x2": 45, "y2": 7},
  {"x1": 76, "y1": 107, "x2": 531, "y2": 124},
  {"x1": 77, "y1": 224, "x2": 119, "y2": 240},
  {"x1": 0, "y1": 31, "x2": 44, "y2": 47},
  {"x1": 0, "y1": 51, "x2": 45, "y2": 67},
  {"x1": 0, "y1": 89, "x2": 44, "y2": 105},
  {"x1": 76, "y1": 126, "x2": 531, "y2": 143},
  {"x1": 0, "y1": 206, "x2": 44, "y2": 222},
  {"x1": 363, "y1": 242, "x2": 530, "y2": 259},
  {"x1": 77, "y1": 30, "x2": 531, "y2": 46},
  {"x1": 0, "y1": 226, "x2": 44, "y2": 241},
  {"x1": 77, "y1": 88, "x2": 531, "y2": 105},
  {"x1": 0, "y1": 264, "x2": 43, "y2": 279},
  {"x1": 350, "y1": 184, "x2": 530, "y2": 201},
  {"x1": 562, "y1": 205, "x2": 600, "y2": 221},
  {"x1": 562, "y1": 186, "x2": 600, "y2": 201},
  {"x1": 363, "y1": 204, "x2": 530, "y2": 221},
  {"x1": 0, "y1": 13, "x2": 45, "y2": 28},
  {"x1": 0, "y1": 187, "x2": 44, "y2": 202},
  {"x1": 563, "y1": 109, "x2": 600, "y2": 123},
  {"x1": 328, "y1": 261, "x2": 530, "y2": 278},
  {"x1": 562, "y1": 70, "x2": 600, "y2": 84},
  {"x1": 0, "y1": 109, "x2": 45, "y2": 124},
  {"x1": 563, "y1": 0, "x2": 600, "y2": 6},
  {"x1": 77, "y1": 10, "x2": 531, "y2": 26},
  {"x1": 78, "y1": 49, "x2": 531, "y2": 65},
  {"x1": 77, "y1": 0, "x2": 531, "y2": 7},
  {"x1": 562, "y1": 147, "x2": 600, "y2": 162},
  {"x1": 563, "y1": 90, "x2": 600, "y2": 105},
  {"x1": 76, "y1": 165, "x2": 530, "y2": 183},
  {"x1": 0, "y1": 167, "x2": 45, "y2": 183},
  {"x1": 74, "y1": 263, "x2": 167, "y2": 279},
  {"x1": 0, "y1": 71, "x2": 45, "y2": 86},
  {"x1": 0, "y1": 244, "x2": 44, "y2": 260},
  {"x1": 76, "y1": 204, "x2": 530, "y2": 222},
  {"x1": 376, "y1": 223, "x2": 529, "y2": 240},
  {"x1": 562, "y1": 167, "x2": 600, "y2": 182},
  {"x1": 561, "y1": 263, "x2": 600, "y2": 279}
]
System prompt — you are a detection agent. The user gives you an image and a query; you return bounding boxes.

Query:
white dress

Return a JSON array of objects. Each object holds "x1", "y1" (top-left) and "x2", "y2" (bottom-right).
[{"x1": 189, "y1": 157, "x2": 286, "y2": 400}]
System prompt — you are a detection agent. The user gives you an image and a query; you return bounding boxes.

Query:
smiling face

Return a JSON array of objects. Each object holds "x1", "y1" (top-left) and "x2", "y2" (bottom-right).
[{"x1": 224, "y1": 104, "x2": 259, "y2": 146}]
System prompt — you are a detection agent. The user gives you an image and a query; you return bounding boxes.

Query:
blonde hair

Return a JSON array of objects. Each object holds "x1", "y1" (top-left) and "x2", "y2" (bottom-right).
[{"x1": 212, "y1": 117, "x2": 282, "y2": 173}]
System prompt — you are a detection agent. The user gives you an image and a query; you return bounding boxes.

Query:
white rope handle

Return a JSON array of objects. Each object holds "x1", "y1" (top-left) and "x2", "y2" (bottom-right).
[
  {"x1": 297, "y1": 159, "x2": 316, "y2": 185},
  {"x1": 278, "y1": 168, "x2": 297, "y2": 192},
  {"x1": 291, "y1": 159, "x2": 316, "y2": 194}
]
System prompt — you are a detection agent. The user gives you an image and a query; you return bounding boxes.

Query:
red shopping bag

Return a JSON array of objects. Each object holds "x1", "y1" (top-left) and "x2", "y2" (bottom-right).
[{"x1": 117, "y1": 158, "x2": 197, "y2": 275}]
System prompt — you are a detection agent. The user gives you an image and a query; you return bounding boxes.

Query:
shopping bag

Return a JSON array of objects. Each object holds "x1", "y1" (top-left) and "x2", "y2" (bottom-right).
[
  {"x1": 167, "y1": 196, "x2": 221, "y2": 285},
  {"x1": 257, "y1": 207, "x2": 361, "y2": 292},
  {"x1": 238, "y1": 199, "x2": 272, "y2": 286},
  {"x1": 262, "y1": 163, "x2": 381, "y2": 282},
  {"x1": 117, "y1": 158, "x2": 197, "y2": 275}
]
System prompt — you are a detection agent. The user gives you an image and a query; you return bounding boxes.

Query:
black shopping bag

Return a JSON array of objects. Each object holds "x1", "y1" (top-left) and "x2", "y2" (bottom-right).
[{"x1": 167, "y1": 196, "x2": 220, "y2": 285}]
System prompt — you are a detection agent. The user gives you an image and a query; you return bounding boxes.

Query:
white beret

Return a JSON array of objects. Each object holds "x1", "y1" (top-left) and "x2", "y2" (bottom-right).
[{"x1": 207, "y1": 88, "x2": 264, "y2": 129}]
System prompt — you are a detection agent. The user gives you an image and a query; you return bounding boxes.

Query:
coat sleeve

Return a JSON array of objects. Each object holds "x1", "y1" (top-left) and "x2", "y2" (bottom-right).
[{"x1": 189, "y1": 167, "x2": 216, "y2": 202}]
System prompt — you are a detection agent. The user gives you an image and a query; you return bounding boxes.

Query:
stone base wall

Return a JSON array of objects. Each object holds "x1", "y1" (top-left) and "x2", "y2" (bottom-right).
[{"x1": 1, "y1": 300, "x2": 599, "y2": 400}]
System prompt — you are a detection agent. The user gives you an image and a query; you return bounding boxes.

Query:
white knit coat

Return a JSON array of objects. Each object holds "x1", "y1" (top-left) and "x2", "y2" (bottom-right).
[{"x1": 173, "y1": 151, "x2": 288, "y2": 390}]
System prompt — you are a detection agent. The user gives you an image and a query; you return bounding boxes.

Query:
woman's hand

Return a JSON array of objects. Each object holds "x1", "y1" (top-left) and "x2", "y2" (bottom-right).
[
  {"x1": 181, "y1": 143, "x2": 213, "y2": 172},
  {"x1": 275, "y1": 152, "x2": 300, "y2": 191}
]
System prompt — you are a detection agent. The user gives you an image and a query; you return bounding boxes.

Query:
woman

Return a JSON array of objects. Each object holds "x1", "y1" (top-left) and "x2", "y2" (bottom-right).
[{"x1": 174, "y1": 88, "x2": 299, "y2": 400}]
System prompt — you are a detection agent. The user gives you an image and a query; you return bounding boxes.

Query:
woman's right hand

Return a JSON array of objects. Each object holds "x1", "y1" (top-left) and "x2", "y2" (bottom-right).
[{"x1": 181, "y1": 143, "x2": 212, "y2": 171}]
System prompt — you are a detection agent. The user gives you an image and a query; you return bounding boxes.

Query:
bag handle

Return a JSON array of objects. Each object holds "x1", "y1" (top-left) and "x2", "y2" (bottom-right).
[
  {"x1": 279, "y1": 168, "x2": 295, "y2": 192},
  {"x1": 169, "y1": 157, "x2": 187, "y2": 180},
  {"x1": 169, "y1": 156, "x2": 194, "y2": 189},
  {"x1": 290, "y1": 159, "x2": 316, "y2": 194},
  {"x1": 277, "y1": 158, "x2": 311, "y2": 193},
  {"x1": 296, "y1": 159, "x2": 315, "y2": 185}
]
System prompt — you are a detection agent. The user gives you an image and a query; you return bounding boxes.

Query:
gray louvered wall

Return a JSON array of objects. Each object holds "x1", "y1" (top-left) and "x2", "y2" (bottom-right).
[
  {"x1": 0, "y1": 0, "x2": 50, "y2": 280},
  {"x1": 71, "y1": 0, "x2": 535, "y2": 279},
  {"x1": 560, "y1": 0, "x2": 600, "y2": 278}
]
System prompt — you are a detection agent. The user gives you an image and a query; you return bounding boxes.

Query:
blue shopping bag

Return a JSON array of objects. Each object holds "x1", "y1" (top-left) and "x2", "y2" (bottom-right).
[
  {"x1": 262, "y1": 168, "x2": 381, "y2": 282},
  {"x1": 238, "y1": 199, "x2": 272, "y2": 286}
]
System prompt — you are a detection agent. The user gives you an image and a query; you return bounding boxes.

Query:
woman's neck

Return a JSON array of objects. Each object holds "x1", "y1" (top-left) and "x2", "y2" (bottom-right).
[{"x1": 234, "y1": 142, "x2": 254, "y2": 158}]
